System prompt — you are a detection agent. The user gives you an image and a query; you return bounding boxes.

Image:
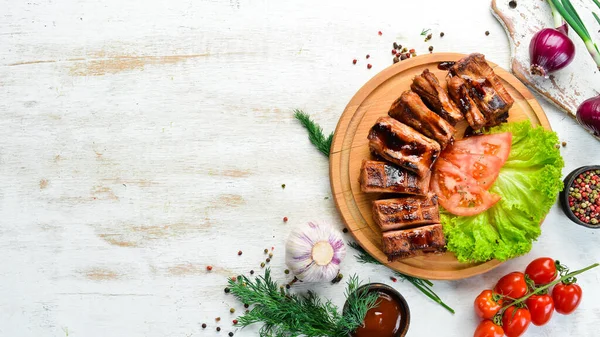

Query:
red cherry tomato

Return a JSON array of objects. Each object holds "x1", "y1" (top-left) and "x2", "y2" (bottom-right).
[
  {"x1": 526, "y1": 294, "x2": 554, "y2": 326},
  {"x1": 494, "y1": 272, "x2": 528, "y2": 299},
  {"x1": 502, "y1": 306, "x2": 531, "y2": 337},
  {"x1": 525, "y1": 257, "x2": 557, "y2": 285},
  {"x1": 474, "y1": 290, "x2": 503, "y2": 319},
  {"x1": 473, "y1": 320, "x2": 504, "y2": 337},
  {"x1": 552, "y1": 283, "x2": 582, "y2": 314}
]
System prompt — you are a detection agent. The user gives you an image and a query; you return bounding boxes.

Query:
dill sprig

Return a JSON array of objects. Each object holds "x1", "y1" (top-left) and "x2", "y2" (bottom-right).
[
  {"x1": 294, "y1": 109, "x2": 334, "y2": 157},
  {"x1": 348, "y1": 242, "x2": 455, "y2": 314},
  {"x1": 228, "y1": 268, "x2": 378, "y2": 337}
]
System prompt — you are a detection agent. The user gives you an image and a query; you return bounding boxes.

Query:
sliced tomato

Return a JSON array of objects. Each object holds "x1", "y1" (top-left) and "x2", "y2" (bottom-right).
[
  {"x1": 445, "y1": 132, "x2": 512, "y2": 164},
  {"x1": 430, "y1": 158, "x2": 501, "y2": 216},
  {"x1": 442, "y1": 152, "x2": 502, "y2": 189}
]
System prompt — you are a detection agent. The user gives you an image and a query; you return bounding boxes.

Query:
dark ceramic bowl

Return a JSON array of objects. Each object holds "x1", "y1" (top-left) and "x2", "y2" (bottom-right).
[
  {"x1": 559, "y1": 165, "x2": 600, "y2": 229},
  {"x1": 343, "y1": 283, "x2": 410, "y2": 337}
]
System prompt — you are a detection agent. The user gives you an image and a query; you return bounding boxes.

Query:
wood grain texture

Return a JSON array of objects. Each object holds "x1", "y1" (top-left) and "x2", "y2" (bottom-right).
[
  {"x1": 1, "y1": 0, "x2": 600, "y2": 336},
  {"x1": 491, "y1": 0, "x2": 600, "y2": 135},
  {"x1": 330, "y1": 53, "x2": 549, "y2": 280}
]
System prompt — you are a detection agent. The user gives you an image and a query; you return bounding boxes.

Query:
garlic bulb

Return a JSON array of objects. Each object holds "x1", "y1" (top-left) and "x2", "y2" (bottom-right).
[{"x1": 285, "y1": 221, "x2": 346, "y2": 282}]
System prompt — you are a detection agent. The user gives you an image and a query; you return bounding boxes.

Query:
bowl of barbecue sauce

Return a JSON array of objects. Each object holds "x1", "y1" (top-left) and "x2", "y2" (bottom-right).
[{"x1": 345, "y1": 283, "x2": 410, "y2": 337}]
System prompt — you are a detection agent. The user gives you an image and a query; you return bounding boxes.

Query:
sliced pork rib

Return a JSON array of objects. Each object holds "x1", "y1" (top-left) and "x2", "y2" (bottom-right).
[
  {"x1": 410, "y1": 69, "x2": 463, "y2": 125},
  {"x1": 382, "y1": 223, "x2": 447, "y2": 261},
  {"x1": 368, "y1": 117, "x2": 441, "y2": 177},
  {"x1": 449, "y1": 53, "x2": 514, "y2": 126},
  {"x1": 372, "y1": 194, "x2": 440, "y2": 231},
  {"x1": 447, "y1": 76, "x2": 487, "y2": 130},
  {"x1": 388, "y1": 90, "x2": 455, "y2": 149},
  {"x1": 360, "y1": 160, "x2": 430, "y2": 195}
]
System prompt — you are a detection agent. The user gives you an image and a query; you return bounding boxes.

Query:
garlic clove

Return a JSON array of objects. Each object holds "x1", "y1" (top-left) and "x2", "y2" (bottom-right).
[{"x1": 285, "y1": 221, "x2": 346, "y2": 282}]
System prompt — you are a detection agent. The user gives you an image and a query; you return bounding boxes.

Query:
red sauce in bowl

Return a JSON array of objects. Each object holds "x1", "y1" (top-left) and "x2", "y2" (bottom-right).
[{"x1": 352, "y1": 291, "x2": 402, "y2": 337}]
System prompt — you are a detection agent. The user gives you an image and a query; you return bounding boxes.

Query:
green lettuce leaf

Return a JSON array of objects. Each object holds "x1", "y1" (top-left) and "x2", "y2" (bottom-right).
[{"x1": 441, "y1": 121, "x2": 564, "y2": 263}]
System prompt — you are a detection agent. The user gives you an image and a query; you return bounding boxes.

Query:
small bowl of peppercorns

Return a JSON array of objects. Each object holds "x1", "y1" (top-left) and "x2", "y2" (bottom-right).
[{"x1": 559, "y1": 165, "x2": 600, "y2": 228}]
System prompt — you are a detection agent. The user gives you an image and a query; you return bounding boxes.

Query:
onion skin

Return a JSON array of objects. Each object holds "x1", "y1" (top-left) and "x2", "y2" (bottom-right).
[
  {"x1": 529, "y1": 28, "x2": 575, "y2": 77},
  {"x1": 577, "y1": 95, "x2": 600, "y2": 136}
]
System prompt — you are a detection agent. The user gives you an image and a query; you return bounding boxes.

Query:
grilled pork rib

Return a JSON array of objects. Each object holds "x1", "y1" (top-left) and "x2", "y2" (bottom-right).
[
  {"x1": 449, "y1": 53, "x2": 513, "y2": 126},
  {"x1": 372, "y1": 194, "x2": 440, "y2": 231},
  {"x1": 388, "y1": 90, "x2": 455, "y2": 149},
  {"x1": 368, "y1": 117, "x2": 441, "y2": 177},
  {"x1": 382, "y1": 223, "x2": 446, "y2": 261},
  {"x1": 447, "y1": 76, "x2": 486, "y2": 130},
  {"x1": 360, "y1": 160, "x2": 430, "y2": 194},
  {"x1": 410, "y1": 69, "x2": 464, "y2": 125}
]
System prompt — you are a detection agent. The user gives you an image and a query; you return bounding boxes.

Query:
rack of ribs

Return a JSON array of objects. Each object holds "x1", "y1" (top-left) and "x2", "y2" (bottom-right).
[
  {"x1": 382, "y1": 223, "x2": 447, "y2": 261},
  {"x1": 360, "y1": 160, "x2": 430, "y2": 194},
  {"x1": 388, "y1": 90, "x2": 456, "y2": 149},
  {"x1": 410, "y1": 69, "x2": 464, "y2": 125},
  {"x1": 372, "y1": 194, "x2": 440, "y2": 231},
  {"x1": 368, "y1": 117, "x2": 441, "y2": 177},
  {"x1": 447, "y1": 76, "x2": 487, "y2": 130},
  {"x1": 449, "y1": 53, "x2": 514, "y2": 126}
]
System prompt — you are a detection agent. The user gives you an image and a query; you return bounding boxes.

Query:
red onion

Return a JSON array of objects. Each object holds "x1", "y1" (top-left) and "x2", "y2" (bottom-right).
[
  {"x1": 577, "y1": 95, "x2": 600, "y2": 136},
  {"x1": 529, "y1": 28, "x2": 575, "y2": 77}
]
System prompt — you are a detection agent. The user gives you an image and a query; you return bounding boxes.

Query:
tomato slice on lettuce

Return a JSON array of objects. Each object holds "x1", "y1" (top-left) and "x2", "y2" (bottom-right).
[
  {"x1": 430, "y1": 158, "x2": 501, "y2": 216},
  {"x1": 445, "y1": 132, "x2": 512, "y2": 164},
  {"x1": 442, "y1": 152, "x2": 503, "y2": 189}
]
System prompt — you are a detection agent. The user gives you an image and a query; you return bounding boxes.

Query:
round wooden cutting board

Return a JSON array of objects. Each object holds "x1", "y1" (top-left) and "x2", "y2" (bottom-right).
[{"x1": 330, "y1": 53, "x2": 550, "y2": 280}]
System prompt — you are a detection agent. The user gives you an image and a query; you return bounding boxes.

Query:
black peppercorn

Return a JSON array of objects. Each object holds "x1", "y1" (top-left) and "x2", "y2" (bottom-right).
[
  {"x1": 229, "y1": 333, "x2": 234, "y2": 337},
  {"x1": 286, "y1": 284, "x2": 291, "y2": 289},
  {"x1": 216, "y1": 327, "x2": 221, "y2": 332},
  {"x1": 250, "y1": 270, "x2": 254, "y2": 275},
  {"x1": 393, "y1": 42, "x2": 398, "y2": 49},
  {"x1": 509, "y1": 0, "x2": 517, "y2": 8},
  {"x1": 224, "y1": 287, "x2": 230, "y2": 293},
  {"x1": 342, "y1": 228, "x2": 348, "y2": 233},
  {"x1": 284, "y1": 269, "x2": 290, "y2": 274},
  {"x1": 266, "y1": 258, "x2": 271, "y2": 263},
  {"x1": 202, "y1": 323, "x2": 207, "y2": 329},
  {"x1": 428, "y1": 46, "x2": 434, "y2": 52},
  {"x1": 244, "y1": 303, "x2": 249, "y2": 308},
  {"x1": 440, "y1": 32, "x2": 445, "y2": 37},
  {"x1": 485, "y1": 31, "x2": 490, "y2": 36}
]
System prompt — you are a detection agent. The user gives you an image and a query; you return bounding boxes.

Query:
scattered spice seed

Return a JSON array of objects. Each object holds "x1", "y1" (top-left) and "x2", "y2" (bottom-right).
[
  {"x1": 206, "y1": 265, "x2": 213, "y2": 271},
  {"x1": 283, "y1": 216, "x2": 288, "y2": 222},
  {"x1": 393, "y1": 42, "x2": 398, "y2": 49},
  {"x1": 401, "y1": 47, "x2": 407, "y2": 53},
  {"x1": 562, "y1": 141, "x2": 567, "y2": 147},
  {"x1": 352, "y1": 59, "x2": 357, "y2": 65},
  {"x1": 342, "y1": 227, "x2": 348, "y2": 233},
  {"x1": 393, "y1": 56, "x2": 399, "y2": 64},
  {"x1": 366, "y1": 54, "x2": 370, "y2": 59},
  {"x1": 230, "y1": 308, "x2": 235, "y2": 313},
  {"x1": 485, "y1": 31, "x2": 490, "y2": 36},
  {"x1": 224, "y1": 287, "x2": 230, "y2": 293},
  {"x1": 237, "y1": 250, "x2": 242, "y2": 256},
  {"x1": 378, "y1": 31, "x2": 382, "y2": 36},
  {"x1": 392, "y1": 49, "x2": 397, "y2": 55},
  {"x1": 331, "y1": 273, "x2": 344, "y2": 284},
  {"x1": 250, "y1": 270, "x2": 254, "y2": 275},
  {"x1": 216, "y1": 327, "x2": 221, "y2": 332},
  {"x1": 245, "y1": 309, "x2": 249, "y2": 314},
  {"x1": 266, "y1": 258, "x2": 271, "y2": 263},
  {"x1": 555, "y1": 144, "x2": 561, "y2": 149},
  {"x1": 216, "y1": 317, "x2": 221, "y2": 322},
  {"x1": 264, "y1": 248, "x2": 268, "y2": 254},
  {"x1": 440, "y1": 32, "x2": 445, "y2": 37},
  {"x1": 509, "y1": 0, "x2": 517, "y2": 9},
  {"x1": 390, "y1": 276, "x2": 397, "y2": 282},
  {"x1": 367, "y1": 64, "x2": 372, "y2": 69},
  {"x1": 269, "y1": 253, "x2": 273, "y2": 258},
  {"x1": 281, "y1": 183, "x2": 286, "y2": 189},
  {"x1": 429, "y1": 46, "x2": 434, "y2": 52},
  {"x1": 409, "y1": 48, "x2": 415, "y2": 53},
  {"x1": 202, "y1": 323, "x2": 207, "y2": 329},
  {"x1": 284, "y1": 269, "x2": 290, "y2": 274},
  {"x1": 324, "y1": 196, "x2": 329, "y2": 200},
  {"x1": 244, "y1": 303, "x2": 249, "y2": 308},
  {"x1": 286, "y1": 284, "x2": 291, "y2": 289},
  {"x1": 260, "y1": 262, "x2": 265, "y2": 268},
  {"x1": 229, "y1": 333, "x2": 234, "y2": 337},
  {"x1": 424, "y1": 33, "x2": 432, "y2": 42}
]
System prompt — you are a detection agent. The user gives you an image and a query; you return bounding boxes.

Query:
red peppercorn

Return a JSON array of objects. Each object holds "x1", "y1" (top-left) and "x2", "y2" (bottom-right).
[
  {"x1": 206, "y1": 266, "x2": 213, "y2": 271},
  {"x1": 352, "y1": 59, "x2": 357, "y2": 65},
  {"x1": 367, "y1": 64, "x2": 372, "y2": 69},
  {"x1": 390, "y1": 276, "x2": 397, "y2": 282},
  {"x1": 232, "y1": 319, "x2": 238, "y2": 324},
  {"x1": 392, "y1": 49, "x2": 397, "y2": 55},
  {"x1": 366, "y1": 54, "x2": 370, "y2": 59},
  {"x1": 378, "y1": 31, "x2": 382, "y2": 36},
  {"x1": 283, "y1": 217, "x2": 288, "y2": 222},
  {"x1": 409, "y1": 48, "x2": 415, "y2": 53},
  {"x1": 237, "y1": 250, "x2": 242, "y2": 256}
]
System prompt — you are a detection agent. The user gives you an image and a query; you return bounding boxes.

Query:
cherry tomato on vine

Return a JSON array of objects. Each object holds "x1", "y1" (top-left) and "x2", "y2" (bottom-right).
[
  {"x1": 526, "y1": 294, "x2": 554, "y2": 326},
  {"x1": 473, "y1": 320, "x2": 504, "y2": 337},
  {"x1": 502, "y1": 306, "x2": 531, "y2": 337},
  {"x1": 474, "y1": 290, "x2": 503, "y2": 319},
  {"x1": 494, "y1": 272, "x2": 528, "y2": 299},
  {"x1": 525, "y1": 257, "x2": 557, "y2": 285},
  {"x1": 552, "y1": 282, "x2": 582, "y2": 314}
]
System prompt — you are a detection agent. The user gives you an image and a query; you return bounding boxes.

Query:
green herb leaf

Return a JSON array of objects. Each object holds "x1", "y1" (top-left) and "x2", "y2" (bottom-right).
[
  {"x1": 420, "y1": 28, "x2": 431, "y2": 36},
  {"x1": 593, "y1": 11, "x2": 600, "y2": 26},
  {"x1": 347, "y1": 242, "x2": 455, "y2": 314},
  {"x1": 228, "y1": 268, "x2": 378, "y2": 337},
  {"x1": 294, "y1": 109, "x2": 334, "y2": 157}
]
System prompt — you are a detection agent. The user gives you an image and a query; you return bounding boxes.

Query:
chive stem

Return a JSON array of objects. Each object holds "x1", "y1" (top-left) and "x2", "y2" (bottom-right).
[{"x1": 547, "y1": 0, "x2": 564, "y2": 29}]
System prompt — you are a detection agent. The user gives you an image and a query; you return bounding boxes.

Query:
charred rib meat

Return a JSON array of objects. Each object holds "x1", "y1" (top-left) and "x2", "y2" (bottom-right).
[
  {"x1": 382, "y1": 223, "x2": 447, "y2": 261},
  {"x1": 410, "y1": 69, "x2": 464, "y2": 125},
  {"x1": 447, "y1": 76, "x2": 486, "y2": 130},
  {"x1": 368, "y1": 117, "x2": 441, "y2": 177},
  {"x1": 360, "y1": 160, "x2": 430, "y2": 194},
  {"x1": 449, "y1": 53, "x2": 514, "y2": 126},
  {"x1": 372, "y1": 194, "x2": 440, "y2": 231},
  {"x1": 388, "y1": 90, "x2": 455, "y2": 149}
]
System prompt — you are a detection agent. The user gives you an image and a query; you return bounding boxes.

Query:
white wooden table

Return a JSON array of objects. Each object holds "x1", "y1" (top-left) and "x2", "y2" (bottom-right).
[{"x1": 2, "y1": 0, "x2": 600, "y2": 336}]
